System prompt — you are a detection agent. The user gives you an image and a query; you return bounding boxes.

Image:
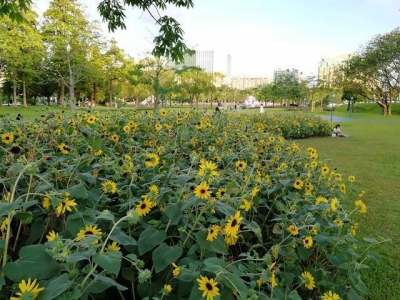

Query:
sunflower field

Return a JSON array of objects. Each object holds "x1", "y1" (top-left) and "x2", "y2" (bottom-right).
[{"x1": 0, "y1": 109, "x2": 379, "y2": 300}]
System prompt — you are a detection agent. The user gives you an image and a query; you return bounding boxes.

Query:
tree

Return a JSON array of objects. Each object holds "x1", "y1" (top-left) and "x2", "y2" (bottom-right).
[
  {"x1": 339, "y1": 28, "x2": 400, "y2": 115},
  {"x1": 179, "y1": 67, "x2": 213, "y2": 107},
  {"x1": 41, "y1": 0, "x2": 98, "y2": 111},
  {"x1": 0, "y1": 10, "x2": 44, "y2": 106},
  {"x1": 1, "y1": 0, "x2": 194, "y2": 63}
]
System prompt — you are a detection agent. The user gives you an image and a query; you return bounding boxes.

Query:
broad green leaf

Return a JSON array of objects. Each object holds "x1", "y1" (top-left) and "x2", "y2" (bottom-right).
[
  {"x1": 177, "y1": 269, "x2": 200, "y2": 282},
  {"x1": 288, "y1": 290, "x2": 302, "y2": 300},
  {"x1": 347, "y1": 288, "x2": 361, "y2": 300},
  {"x1": 152, "y1": 243, "x2": 183, "y2": 273},
  {"x1": 53, "y1": 290, "x2": 81, "y2": 300},
  {"x1": 222, "y1": 273, "x2": 248, "y2": 300},
  {"x1": 4, "y1": 245, "x2": 61, "y2": 281},
  {"x1": 203, "y1": 257, "x2": 227, "y2": 267},
  {"x1": 138, "y1": 226, "x2": 166, "y2": 255},
  {"x1": 93, "y1": 251, "x2": 122, "y2": 276},
  {"x1": 363, "y1": 237, "x2": 378, "y2": 243},
  {"x1": 67, "y1": 183, "x2": 88, "y2": 199},
  {"x1": 110, "y1": 227, "x2": 137, "y2": 246},
  {"x1": 78, "y1": 172, "x2": 97, "y2": 184},
  {"x1": 214, "y1": 201, "x2": 235, "y2": 216},
  {"x1": 13, "y1": 212, "x2": 32, "y2": 221},
  {"x1": 163, "y1": 203, "x2": 183, "y2": 225},
  {"x1": 0, "y1": 199, "x2": 23, "y2": 217},
  {"x1": 67, "y1": 248, "x2": 96, "y2": 263},
  {"x1": 36, "y1": 274, "x2": 72, "y2": 300},
  {"x1": 298, "y1": 246, "x2": 313, "y2": 261}
]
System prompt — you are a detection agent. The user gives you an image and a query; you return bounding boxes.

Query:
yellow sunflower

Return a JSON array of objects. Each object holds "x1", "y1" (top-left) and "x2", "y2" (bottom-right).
[
  {"x1": 293, "y1": 179, "x2": 303, "y2": 190},
  {"x1": 110, "y1": 134, "x2": 119, "y2": 142},
  {"x1": 172, "y1": 262, "x2": 181, "y2": 277},
  {"x1": 321, "y1": 165, "x2": 329, "y2": 175},
  {"x1": 155, "y1": 123, "x2": 163, "y2": 131},
  {"x1": 106, "y1": 241, "x2": 121, "y2": 252},
  {"x1": 101, "y1": 180, "x2": 117, "y2": 194},
  {"x1": 235, "y1": 161, "x2": 247, "y2": 172},
  {"x1": 76, "y1": 225, "x2": 102, "y2": 244},
  {"x1": 46, "y1": 230, "x2": 59, "y2": 242},
  {"x1": 287, "y1": 224, "x2": 299, "y2": 236},
  {"x1": 145, "y1": 153, "x2": 160, "y2": 168},
  {"x1": 194, "y1": 182, "x2": 211, "y2": 200},
  {"x1": 86, "y1": 116, "x2": 96, "y2": 124},
  {"x1": 315, "y1": 196, "x2": 328, "y2": 205},
  {"x1": 239, "y1": 199, "x2": 252, "y2": 212},
  {"x1": 224, "y1": 234, "x2": 238, "y2": 245},
  {"x1": 354, "y1": 200, "x2": 367, "y2": 214},
  {"x1": 216, "y1": 188, "x2": 226, "y2": 198},
  {"x1": 58, "y1": 143, "x2": 71, "y2": 155},
  {"x1": 206, "y1": 225, "x2": 220, "y2": 242},
  {"x1": 136, "y1": 197, "x2": 154, "y2": 216},
  {"x1": 198, "y1": 160, "x2": 219, "y2": 177},
  {"x1": 1, "y1": 217, "x2": 9, "y2": 232},
  {"x1": 10, "y1": 278, "x2": 44, "y2": 300},
  {"x1": 348, "y1": 175, "x2": 355, "y2": 182},
  {"x1": 302, "y1": 236, "x2": 313, "y2": 248},
  {"x1": 56, "y1": 197, "x2": 77, "y2": 215},
  {"x1": 197, "y1": 276, "x2": 220, "y2": 300},
  {"x1": 1, "y1": 132, "x2": 14, "y2": 144},
  {"x1": 42, "y1": 197, "x2": 52, "y2": 209},
  {"x1": 330, "y1": 197, "x2": 339, "y2": 212},
  {"x1": 301, "y1": 271, "x2": 315, "y2": 290},
  {"x1": 321, "y1": 290, "x2": 340, "y2": 300},
  {"x1": 225, "y1": 211, "x2": 243, "y2": 237}
]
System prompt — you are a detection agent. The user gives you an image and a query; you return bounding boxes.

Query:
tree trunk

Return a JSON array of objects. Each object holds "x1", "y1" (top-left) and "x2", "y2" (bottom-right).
[
  {"x1": 109, "y1": 80, "x2": 113, "y2": 107},
  {"x1": 58, "y1": 84, "x2": 65, "y2": 107},
  {"x1": 13, "y1": 78, "x2": 17, "y2": 105},
  {"x1": 93, "y1": 82, "x2": 96, "y2": 102},
  {"x1": 22, "y1": 72, "x2": 27, "y2": 107},
  {"x1": 377, "y1": 101, "x2": 388, "y2": 115}
]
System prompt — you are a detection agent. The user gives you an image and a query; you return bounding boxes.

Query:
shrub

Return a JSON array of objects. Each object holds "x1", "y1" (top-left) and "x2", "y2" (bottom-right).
[{"x1": 0, "y1": 110, "x2": 380, "y2": 300}]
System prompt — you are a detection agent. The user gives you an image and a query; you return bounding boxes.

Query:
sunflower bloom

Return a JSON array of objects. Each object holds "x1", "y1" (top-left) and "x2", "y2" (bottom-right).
[
  {"x1": 348, "y1": 175, "x2": 355, "y2": 182},
  {"x1": 46, "y1": 230, "x2": 59, "y2": 242},
  {"x1": 330, "y1": 197, "x2": 339, "y2": 212},
  {"x1": 355, "y1": 200, "x2": 367, "y2": 214},
  {"x1": 269, "y1": 272, "x2": 278, "y2": 287},
  {"x1": 239, "y1": 199, "x2": 252, "y2": 212},
  {"x1": 225, "y1": 211, "x2": 243, "y2": 237},
  {"x1": 301, "y1": 271, "x2": 315, "y2": 290},
  {"x1": 42, "y1": 197, "x2": 52, "y2": 209},
  {"x1": 321, "y1": 165, "x2": 329, "y2": 175},
  {"x1": 56, "y1": 197, "x2": 77, "y2": 215},
  {"x1": 76, "y1": 225, "x2": 102, "y2": 244},
  {"x1": 58, "y1": 143, "x2": 71, "y2": 155},
  {"x1": 162, "y1": 284, "x2": 172, "y2": 294},
  {"x1": 235, "y1": 161, "x2": 247, "y2": 172},
  {"x1": 102, "y1": 180, "x2": 117, "y2": 194},
  {"x1": 321, "y1": 290, "x2": 341, "y2": 300},
  {"x1": 10, "y1": 278, "x2": 45, "y2": 300},
  {"x1": 198, "y1": 160, "x2": 219, "y2": 177},
  {"x1": 1, "y1": 133, "x2": 14, "y2": 144},
  {"x1": 136, "y1": 197, "x2": 154, "y2": 216},
  {"x1": 302, "y1": 236, "x2": 313, "y2": 248},
  {"x1": 216, "y1": 188, "x2": 226, "y2": 198},
  {"x1": 1, "y1": 217, "x2": 9, "y2": 232},
  {"x1": 145, "y1": 153, "x2": 160, "y2": 168},
  {"x1": 287, "y1": 224, "x2": 299, "y2": 236},
  {"x1": 172, "y1": 262, "x2": 181, "y2": 277},
  {"x1": 206, "y1": 225, "x2": 220, "y2": 242},
  {"x1": 86, "y1": 116, "x2": 96, "y2": 124},
  {"x1": 106, "y1": 241, "x2": 121, "y2": 252},
  {"x1": 293, "y1": 179, "x2": 303, "y2": 190},
  {"x1": 194, "y1": 182, "x2": 211, "y2": 200},
  {"x1": 197, "y1": 276, "x2": 220, "y2": 300}
]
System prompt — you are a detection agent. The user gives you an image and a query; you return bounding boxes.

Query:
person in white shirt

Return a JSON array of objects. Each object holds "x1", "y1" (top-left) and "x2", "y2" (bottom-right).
[
  {"x1": 260, "y1": 104, "x2": 264, "y2": 114},
  {"x1": 332, "y1": 124, "x2": 348, "y2": 137}
]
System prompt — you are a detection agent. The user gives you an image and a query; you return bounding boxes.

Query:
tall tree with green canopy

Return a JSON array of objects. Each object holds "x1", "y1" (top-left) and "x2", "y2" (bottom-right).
[
  {"x1": 0, "y1": 10, "x2": 44, "y2": 107},
  {"x1": 41, "y1": 0, "x2": 98, "y2": 110},
  {"x1": 1, "y1": 0, "x2": 194, "y2": 63}
]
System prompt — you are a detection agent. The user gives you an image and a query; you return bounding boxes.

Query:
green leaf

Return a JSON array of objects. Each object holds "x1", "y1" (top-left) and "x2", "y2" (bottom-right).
[
  {"x1": 177, "y1": 269, "x2": 200, "y2": 282},
  {"x1": 288, "y1": 290, "x2": 302, "y2": 300},
  {"x1": 172, "y1": 174, "x2": 194, "y2": 187},
  {"x1": 152, "y1": 243, "x2": 183, "y2": 273},
  {"x1": 93, "y1": 251, "x2": 122, "y2": 276},
  {"x1": 214, "y1": 201, "x2": 236, "y2": 216},
  {"x1": 13, "y1": 212, "x2": 32, "y2": 221},
  {"x1": 0, "y1": 199, "x2": 23, "y2": 217},
  {"x1": 0, "y1": 276, "x2": 5, "y2": 286},
  {"x1": 110, "y1": 227, "x2": 137, "y2": 246},
  {"x1": 138, "y1": 226, "x2": 166, "y2": 255},
  {"x1": 363, "y1": 237, "x2": 378, "y2": 243},
  {"x1": 298, "y1": 246, "x2": 313, "y2": 261},
  {"x1": 36, "y1": 274, "x2": 72, "y2": 300},
  {"x1": 67, "y1": 248, "x2": 96, "y2": 263},
  {"x1": 163, "y1": 203, "x2": 183, "y2": 225},
  {"x1": 203, "y1": 257, "x2": 227, "y2": 267},
  {"x1": 347, "y1": 288, "x2": 361, "y2": 300},
  {"x1": 3, "y1": 245, "x2": 61, "y2": 281},
  {"x1": 67, "y1": 183, "x2": 88, "y2": 199},
  {"x1": 222, "y1": 273, "x2": 248, "y2": 300},
  {"x1": 78, "y1": 172, "x2": 97, "y2": 184},
  {"x1": 53, "y1": 290, "x2": 81, "y2": 300}
]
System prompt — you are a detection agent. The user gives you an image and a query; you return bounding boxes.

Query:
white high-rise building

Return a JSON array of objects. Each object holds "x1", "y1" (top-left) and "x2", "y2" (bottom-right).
[
  {"x1": 318, "y1": 54, "x2": 352, "y2": 87},
  {"x1": 173, "y1": 50, "x2": 232, "y2": 81}
]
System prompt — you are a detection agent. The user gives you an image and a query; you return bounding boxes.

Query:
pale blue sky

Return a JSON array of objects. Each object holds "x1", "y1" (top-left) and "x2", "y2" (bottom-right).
[{"x1": 36, "y1": 0, "x2": 399, "y2": 78}]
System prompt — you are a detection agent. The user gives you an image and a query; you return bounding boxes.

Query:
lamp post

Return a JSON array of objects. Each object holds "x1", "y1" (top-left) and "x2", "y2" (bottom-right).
[
  {"x1": 350, "y1": 97, "x2": 353, "y2": 118},
  {"x1": 330, "y1": 93, "x2": 335, "y2": 122}
]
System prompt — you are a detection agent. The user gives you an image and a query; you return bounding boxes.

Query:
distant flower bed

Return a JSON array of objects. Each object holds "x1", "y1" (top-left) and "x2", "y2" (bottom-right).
[{"x1": 0, "y1": 110, "x2": 378, "y2": 299}]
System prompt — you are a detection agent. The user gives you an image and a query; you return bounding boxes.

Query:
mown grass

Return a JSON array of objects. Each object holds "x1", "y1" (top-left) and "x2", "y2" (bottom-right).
[
  {"x1": 1, "y1": 104, "x2": 398, "y2": 299},
  {"x1": 295, "y1": 120, "x2": 400, "y2": 300}
]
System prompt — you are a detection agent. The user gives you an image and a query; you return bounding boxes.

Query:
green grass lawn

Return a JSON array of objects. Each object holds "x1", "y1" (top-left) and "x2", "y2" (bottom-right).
[
  {"x1": 1, "y1": 104, "x2": 398, "y2": 299},
  {"x1": 295, "y1": 120, "x2": 400, "y2": 299}
]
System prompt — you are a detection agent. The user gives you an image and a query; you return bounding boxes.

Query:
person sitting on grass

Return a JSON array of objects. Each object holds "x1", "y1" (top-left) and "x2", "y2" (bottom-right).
[{"x1": 332, "y1": 124, "x2": 348, "y2": 137}]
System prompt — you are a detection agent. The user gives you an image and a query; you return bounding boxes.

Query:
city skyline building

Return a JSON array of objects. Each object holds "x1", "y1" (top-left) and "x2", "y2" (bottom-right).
[
  {"x1": 230, "y1": 77, "x2": 271, "y2": 90},
  {"x1": 273, "y1": 68, "x2": 300, "y2": 83},
  {"x1": 318, "y1": 54, "x2": 352, "y2": 87},
  {"x1": 172, "y1": 50, "x2": 232, "y2": 81}
]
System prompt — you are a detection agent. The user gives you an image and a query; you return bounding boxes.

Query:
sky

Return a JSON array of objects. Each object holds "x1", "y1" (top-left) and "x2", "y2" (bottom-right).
[{"x1": 35, "y1": 0, "x2": 399, "y2": 78}]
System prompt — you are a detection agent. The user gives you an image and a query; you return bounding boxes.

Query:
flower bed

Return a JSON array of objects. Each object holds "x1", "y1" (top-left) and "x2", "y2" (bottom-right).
[{"x1": 0, "y1": 110, "x2": 376, "y2": 300}]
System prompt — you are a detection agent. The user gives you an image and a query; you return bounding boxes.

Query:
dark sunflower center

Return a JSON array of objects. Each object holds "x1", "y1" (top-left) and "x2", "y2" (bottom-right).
[
  {"x1": 86, "y1": 231, "x2": 93, "y2": 235},
  {"x1": 5, "y1": 136, "x2": 10, "y2": 140},
  {"x1": 210, "y1": 229, "x2": 214, "y2": 234},
  {"x1": 239, "y1": 164, "x2": 243, "y2": 167},
  {"x1": 231, "y1": 219, "x2": 237, "y2": 227},
  {"x1": 141, "y1": 203, "x2": 147, "y2": 209},
  {"x1": 206, "y1": 283, "x2": 213, "y2": 290},
  {"x1": 221, "y1": 191, "x2": 225, "y2": 196},
  {"x1": 200, "y1": 189, "x2": 206, "y2": 194},
  {"x1": 305, "y1": 239, "x2": 309, "y2": 244}
]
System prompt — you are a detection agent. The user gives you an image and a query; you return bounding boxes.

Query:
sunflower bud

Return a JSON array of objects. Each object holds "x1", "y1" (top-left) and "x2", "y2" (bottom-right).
[{"x1": 126, "y1": 209, "x2": 139, "y2": 224}]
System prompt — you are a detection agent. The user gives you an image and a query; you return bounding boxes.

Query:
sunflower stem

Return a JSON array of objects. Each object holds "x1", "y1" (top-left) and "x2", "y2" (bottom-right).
[{"x1": 182, "y1": 205, "x2": 207, "y2": 247}]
